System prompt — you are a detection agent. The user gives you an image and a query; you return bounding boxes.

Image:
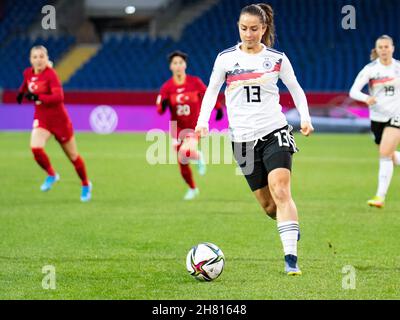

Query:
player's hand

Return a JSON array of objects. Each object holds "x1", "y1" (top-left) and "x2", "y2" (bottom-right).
[
  {"x1": 25, "y1": 92, "x2": 39, "y2": 101},
  {"x1": 215, "y1": 108, "x2": 224, "y2": 121},
  {"x1": 161, "y1": 99, "x2": 169, "y2": 112},
  {"x1": 16, "y1": 92, "x2": 24, "y2": 104},
  {"x1": 300, "y1": 121, "x2": 314, "y2": 136},
  {"x1": 195, "y1": 126, "x2": 208, "y2": 138},
  {"x1": 366, "y1": 96, "x2": 377, "y2": 106}
]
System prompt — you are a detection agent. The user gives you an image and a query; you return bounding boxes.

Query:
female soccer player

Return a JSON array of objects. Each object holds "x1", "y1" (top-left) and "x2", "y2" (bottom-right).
[
  {"x1": 156, "y1": 51, "x2": 223, "y2": 200},
  {"x1": 17, "y1": 45, "x2": 92, "y2": 202},
  {"x1": 350, "y1": 35, "x2": 400, "y2": 208},
  {"x1": 195, "y1": 4, "x2": 313, "y2": 275}
]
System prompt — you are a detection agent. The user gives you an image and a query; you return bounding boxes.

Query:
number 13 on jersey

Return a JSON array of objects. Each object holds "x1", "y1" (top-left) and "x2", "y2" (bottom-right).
[{"x1": 244, "y1": 86, "x2": 261, "y2": 103}]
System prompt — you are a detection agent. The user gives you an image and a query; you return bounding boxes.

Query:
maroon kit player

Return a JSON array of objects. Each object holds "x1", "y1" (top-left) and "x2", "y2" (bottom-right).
[
  {"x1": 17, "y1": 45, "x2": 92, "y2": 202},
  {"x1": 156, "y1": 51, "x2": 223, "y2": 200}
]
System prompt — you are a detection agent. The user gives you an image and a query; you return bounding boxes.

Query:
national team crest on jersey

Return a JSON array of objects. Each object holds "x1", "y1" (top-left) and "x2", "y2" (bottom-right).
[
  {"x1": 263, "y1": 58, "x2": 273, "y2": 71},
  {"x1": 264, "y1": 58, "x2": 282, "y2": 73}
]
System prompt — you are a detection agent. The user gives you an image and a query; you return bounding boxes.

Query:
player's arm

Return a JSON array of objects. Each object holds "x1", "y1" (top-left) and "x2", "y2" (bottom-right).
[
  {"x1": 32, "y1": 69, "x2": 64, "y2": 105},
  {"x1": 156, "y1": 84, "x2": 170, "y2": 115},
  {"x1": 196, "y1": 55, "x2": 226, "y2": 136},
  {"x1": 280, "y1": 54, "x2": 313, "y2": 136},
  {"x1": 349, "y1": 67, "x2": 375, "y2": 105},
  {"x1": 197, "y1": 77, "x2": 223, "y2": 121},
  {"x1": 16, "y1": 70, "x2": 28, "y2": 104}
]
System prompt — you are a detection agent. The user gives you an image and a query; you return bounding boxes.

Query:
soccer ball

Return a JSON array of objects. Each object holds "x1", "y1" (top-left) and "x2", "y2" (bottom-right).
[{"x1": 186, "y1": 242, "x2": 225, "y2": 281}]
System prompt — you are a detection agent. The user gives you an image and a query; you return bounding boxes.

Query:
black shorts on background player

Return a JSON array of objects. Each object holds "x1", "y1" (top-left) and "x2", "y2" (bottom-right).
[
  {"x1": 232, "y1": 125, "x2": 298, "y2": 191},
  {"x1": 371, "y1": 117, "x2": 400, "y2": 145}
]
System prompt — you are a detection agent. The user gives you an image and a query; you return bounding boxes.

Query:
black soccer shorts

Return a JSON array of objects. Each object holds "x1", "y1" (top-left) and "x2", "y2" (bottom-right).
[
  {"x1": 232, "y1": 125, "x2": 298, "y2": 192},
  {"x1": 371, "y1": 117, "x2": 400, "y2": 145}
]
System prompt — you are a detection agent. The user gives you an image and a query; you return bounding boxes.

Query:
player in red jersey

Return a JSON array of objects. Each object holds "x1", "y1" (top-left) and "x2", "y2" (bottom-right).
[
  {"x1": 156, "y1": 51, "x2": 223, "y2": 200},
  {"x1": 16, "y1": 45, "x2": 92, "y2": 202}
]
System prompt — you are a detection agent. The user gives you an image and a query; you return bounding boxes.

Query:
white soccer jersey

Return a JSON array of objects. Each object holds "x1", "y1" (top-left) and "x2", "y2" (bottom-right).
[
  {"x1": 197, "y1": 43, "x2": 311, "y2": 142},
  {"x1": 350, "y1": 59, "x2": 400, "y2": 122}
]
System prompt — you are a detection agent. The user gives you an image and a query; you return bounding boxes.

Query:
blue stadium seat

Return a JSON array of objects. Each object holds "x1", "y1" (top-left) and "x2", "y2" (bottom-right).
[{"x1": 1, "y1": 0, "x2": 398, "y2": 91}]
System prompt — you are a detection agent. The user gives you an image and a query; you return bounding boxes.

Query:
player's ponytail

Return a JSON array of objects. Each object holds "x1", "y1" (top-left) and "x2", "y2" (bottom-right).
[
  {"x1": 240, "y1": 3, "x2": 275, "y2": 48},
  {"x1": 257, "y1": 3, "x2": 275, "y2": 48},
  {"x1": 370, "y1": 49, "x2": 378, "y2": 61},
  {"x1": 370, "y1": 35, "x2": 394, "y2": 61}
]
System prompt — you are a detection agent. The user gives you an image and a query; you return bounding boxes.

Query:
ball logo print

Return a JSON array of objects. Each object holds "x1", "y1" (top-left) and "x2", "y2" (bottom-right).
[
  {"x1": 186, "y1": 242, "x2": 225, "y2": 281},
  {"x1": 90, "y1": 105, "x2": 118, "y2": 134}
]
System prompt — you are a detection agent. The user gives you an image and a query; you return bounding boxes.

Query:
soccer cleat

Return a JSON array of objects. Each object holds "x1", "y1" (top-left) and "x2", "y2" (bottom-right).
[
  {"x1": 284, "y1": 254, "x2": 302, "y2": 276},
  {"x1": 183, "y1": 188, "x2": 199, "y2": 200},
  {"x1": 367, "y1": 195, "x2": 385, "y2": 208},
  {"x1": 40, "y1": 173, "x2": 60, "y2": 192},
  {"x1": 80, "y1": 182, "x2": 92, "y2": 202},
  {"x1": 197, "y1": 151, "x2": 206, "y2": 176}
]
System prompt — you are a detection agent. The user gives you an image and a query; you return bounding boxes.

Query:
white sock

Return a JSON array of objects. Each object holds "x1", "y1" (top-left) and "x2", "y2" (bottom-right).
[
  {"x1": 277, "y1": 221, "x2": 299, "y2": 256},
  {"x1": 393, "y1": 151, "x2": 400, "y2": 166},
  {"x1": 376, "y1": 157, "x2": 394, "y2": 198}
]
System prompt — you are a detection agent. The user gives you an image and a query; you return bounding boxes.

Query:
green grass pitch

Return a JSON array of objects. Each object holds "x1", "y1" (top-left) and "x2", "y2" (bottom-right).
[{"x1": 0, "y1": 131, "x2": 399, "y2": 299}]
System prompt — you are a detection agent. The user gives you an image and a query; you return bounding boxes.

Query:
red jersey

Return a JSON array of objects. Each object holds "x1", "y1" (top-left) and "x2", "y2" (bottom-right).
[
  {"x1": 156, "y1": 75, "x2": 220, "y2": 138},
  {"x1": 19, "y1": 67, "x2": 70, "y2": 123}
]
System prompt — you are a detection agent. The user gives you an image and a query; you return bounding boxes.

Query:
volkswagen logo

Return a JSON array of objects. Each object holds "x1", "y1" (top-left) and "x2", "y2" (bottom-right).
[{"x1": 89, "y1": 105, "x2": 118, "y2": 134}]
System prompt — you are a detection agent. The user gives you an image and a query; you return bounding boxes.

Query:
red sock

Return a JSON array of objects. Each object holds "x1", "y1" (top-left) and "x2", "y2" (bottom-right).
[
  {"x1": 31, "y1": 148, "x2": 56, "y2": 176},
  {"x1": 179, "y1": 162, "x2": 196, "y2": 189},
  {"x1": 71, "y1": 155, "x2": 89, "y2": 186}
]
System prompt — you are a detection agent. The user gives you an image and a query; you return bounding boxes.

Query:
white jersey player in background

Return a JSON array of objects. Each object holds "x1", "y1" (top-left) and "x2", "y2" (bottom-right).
[
  {"x1": 195, "y1": 3, "x2": 313, "y2": 275},
  {"x1": 350, "y1": 35, "x2": 400, "y2": 208}
]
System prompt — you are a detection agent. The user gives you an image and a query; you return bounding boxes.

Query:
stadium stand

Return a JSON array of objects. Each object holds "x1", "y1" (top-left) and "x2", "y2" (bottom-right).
[
  {"x1": 0, "y1": 0, "x2": 398, "y2": 92},
  {"x1": 65, "y1": 0, "x2": 399, "y2": 91},
  {"x1": 0, "y1": 0, "x2": 75, "y2": 89}
]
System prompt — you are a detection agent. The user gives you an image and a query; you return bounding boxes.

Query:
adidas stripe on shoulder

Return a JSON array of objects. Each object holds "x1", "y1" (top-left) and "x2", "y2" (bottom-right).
[
  {"x1": 218, "y1": 45, "x2": 237, "y2": 57},
  {"x1": 266, "y1": 48, "x2": 284, "y2": 56}
]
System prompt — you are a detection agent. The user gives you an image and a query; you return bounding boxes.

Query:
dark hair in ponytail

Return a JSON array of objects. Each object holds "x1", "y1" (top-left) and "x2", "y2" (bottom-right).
[{"x1": 239, "y1": 3, "x2": 275, "y2": 47}]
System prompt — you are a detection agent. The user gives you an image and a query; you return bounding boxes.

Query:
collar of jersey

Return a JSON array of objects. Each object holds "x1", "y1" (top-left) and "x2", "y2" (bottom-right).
[
  {"x1": 236, "y1": 42, "x2": 266, "y2": 57},
  {"x1": 377, "y1": 58, "x2": 394, "y2": 68}
]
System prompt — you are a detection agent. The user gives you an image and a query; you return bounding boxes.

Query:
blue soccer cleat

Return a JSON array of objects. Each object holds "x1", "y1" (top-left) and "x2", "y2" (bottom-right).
[
  {"x1": 80, "y1": 182, "x2": 92, "y2": 202},
  {"x1": 197, "y1": 151, "x2": 206, "y2": 176},
  {"x1": 183, "y1": 188, "x2": 199, "y2": 200},
  {"x1": 40, "y1": 173, "x2": 60, "y2": 192},
  {"x1": 284, "y1": 254, "x2": 302, "y2": 276}
]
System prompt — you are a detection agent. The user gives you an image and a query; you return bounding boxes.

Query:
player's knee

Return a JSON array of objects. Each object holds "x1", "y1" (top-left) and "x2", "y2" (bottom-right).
[
  {"x1": 178, "y1": 148, "x2": 192, "y2": 164},
  {"x1": 269, "y1": 182, "x2": 290, "y2": 204},
  {"x1": 68, "y1": 152, "x2": 79, "y2": 162}
]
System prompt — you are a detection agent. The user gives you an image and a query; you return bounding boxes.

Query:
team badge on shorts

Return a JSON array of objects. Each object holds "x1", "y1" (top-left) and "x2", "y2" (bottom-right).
[
  {"x1": 33, "y1": 119, "x2": 39, "y2": 128},
  {"x1": 389, "y1": 116, "x2": 400, "y2": 128}
]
